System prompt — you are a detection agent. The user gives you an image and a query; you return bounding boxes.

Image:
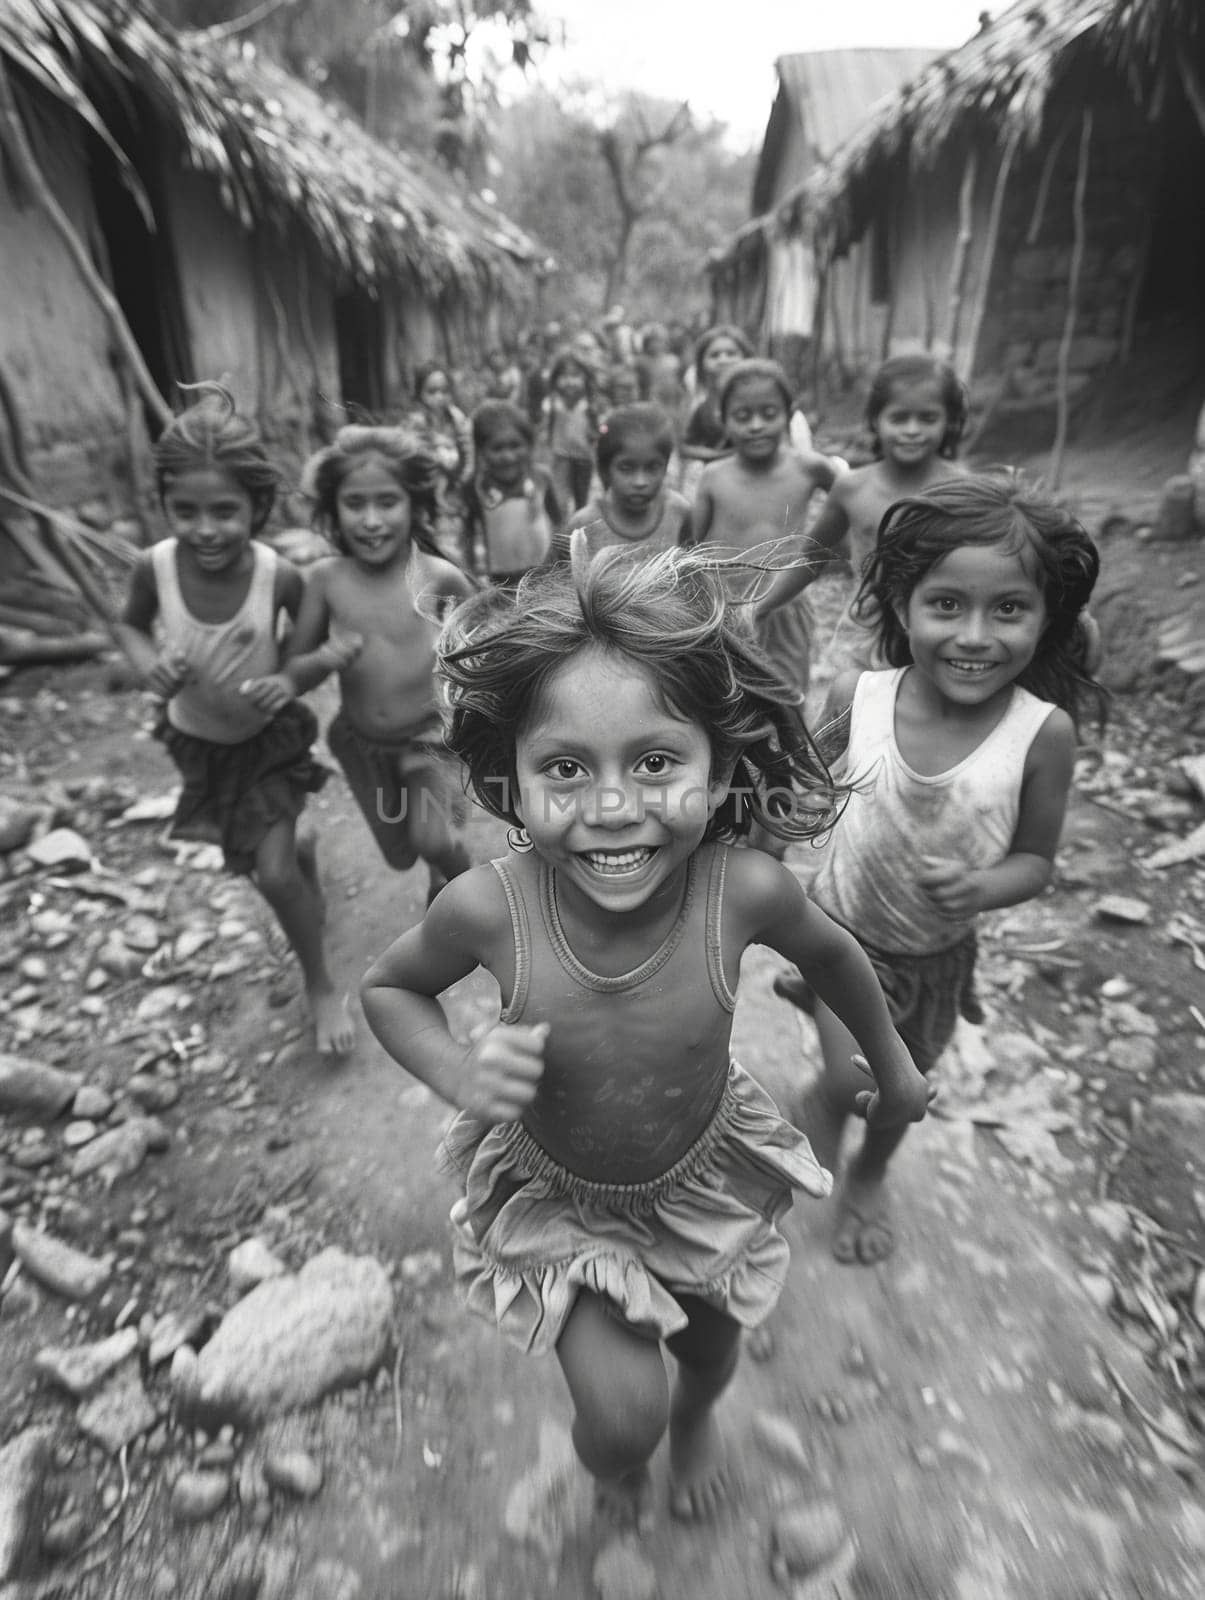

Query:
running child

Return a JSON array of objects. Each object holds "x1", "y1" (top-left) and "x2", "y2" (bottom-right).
[
  {"x1": 754, "y1": 353, "x2": 968, "y2": 677},
  {"x1": 116, "y1": 385, "x2": 353, "y2": 1055},
  {"x1": 285, "y1": 425, "x2": 475, "y2": 906},
  {"x1": 777, "y1": 474, "x2": 1103, "y2": 1266},
  {"x1": 406, "y1": 361, "x2": 472, "y2": 561},
  {"x1": 543, "y1": 351, "x2": 597, "y2": 512},
  {"x1": 691, "y1": 357, "x2": 840, "y2": 717},
  {"x1": 678, "y1": 324, "x2": 752, "y2": 471},
  {"x1": 362, "y1": 541, "x2": 931, "y2": 1533},
  {"x1": 549, "y1": 403, "x2": 690, "y2": 564},
  {"x1": 462, "y1": 401, "x2": 562, "y2": 587}
]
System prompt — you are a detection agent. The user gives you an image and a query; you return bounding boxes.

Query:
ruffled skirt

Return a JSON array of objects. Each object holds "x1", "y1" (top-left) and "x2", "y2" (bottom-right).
[
  {"x1": 155, "y1": 700, "x2": 329, "y2": 875},
  {"x1": 437, "y1": 1062, "x2": 831, "y2": 1355}
]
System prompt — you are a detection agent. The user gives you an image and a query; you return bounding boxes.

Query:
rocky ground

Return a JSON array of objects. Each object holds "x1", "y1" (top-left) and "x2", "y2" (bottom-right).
[{"x1": 0, "y1": 444, "x2": 1203, "y2": 1599}]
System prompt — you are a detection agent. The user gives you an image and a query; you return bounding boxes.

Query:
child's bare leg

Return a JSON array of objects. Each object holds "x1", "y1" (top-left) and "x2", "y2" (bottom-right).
[
  {"x1": 296, "y1": 831, "x2": 325, "y2": 924},
  {"x1": 556, "y1": 1290, "x2": 669, "y2": 1535},
  {"x1": 405, "y1": 765, "x2": 472, "y2": 886},
  {"x1": 254, "y1": 818, "x2": 353, "y2": 1056},
  {"x1": 809, "y1": 999, "x2": 901, "y2": 1263},
  {"x1": 812, "y1": 997, "x2": 914, "y2": 1264},
  {"x1": 664, "y1": 1296, "x2": 740, "y2": 1522}
]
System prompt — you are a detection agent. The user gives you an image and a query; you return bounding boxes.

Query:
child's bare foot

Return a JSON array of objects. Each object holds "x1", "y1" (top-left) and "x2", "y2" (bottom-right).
[
  {"x1": 297, "y1": 833, "x2": 326, "y2": 925},
  {"x1": 832, "y1": 1162, "x2": 894, "y2": 1265},
  {"x1": 668, "y1": 1406, "x2": 730, "y2": 1523},
  {"x1": 594, "y1": 1465, "x2": 654, "y2": 1536},
  {"x1": 309, "y1": 983, "x2": 354, "y2": 1056}
]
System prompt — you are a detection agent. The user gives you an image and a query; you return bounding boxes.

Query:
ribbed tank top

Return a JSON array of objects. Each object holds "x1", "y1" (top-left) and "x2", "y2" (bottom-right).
[
  {"x1": 492, "y1": 844, "x2": 737, "y2": 1181},
  {"x1": 812, "y1": 668, "x2": 1055, "y2": 954},
  {"x1": 152, "y1": 539, "x2": 279, "y2": 744}
]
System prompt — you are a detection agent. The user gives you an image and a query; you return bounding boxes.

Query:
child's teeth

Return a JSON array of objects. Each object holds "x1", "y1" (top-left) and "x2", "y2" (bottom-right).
[{"x1": 584, "y1": 848, "x2": 652, "y2": 872}]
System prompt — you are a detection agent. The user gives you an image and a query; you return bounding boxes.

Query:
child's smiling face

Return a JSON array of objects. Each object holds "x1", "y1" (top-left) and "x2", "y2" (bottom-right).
[
  {"x1": 334, "y1": 455, "x2": 411, "y2": 567},
  {"x1": 722, "y1": 376, "x2": 787, "y2": 464},
  {"x1": 163, "y1": 467, "x2": 256, "y2": 576},
  {"x1": 875, "y1": 378, "x2": 949, "y2": 467},
  {"x1": 480, "y1": 425, "x2": 530, "y2": 489},
  {"x1": 514, "y1": 646, "x2": 727, "y2": 918}
]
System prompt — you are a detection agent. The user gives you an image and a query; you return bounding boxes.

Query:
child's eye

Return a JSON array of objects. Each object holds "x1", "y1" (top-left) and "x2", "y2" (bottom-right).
[
  {"x1": 637, "y1": 753, "x2": 674, "y2": 777},
  {"x1": 544, "y1": 758, "x2": 583, "y2": 781}
]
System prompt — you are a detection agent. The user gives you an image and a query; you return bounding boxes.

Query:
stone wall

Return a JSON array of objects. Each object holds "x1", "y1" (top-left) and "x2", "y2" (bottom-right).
[{"x1": 976, "y1": 82, "x2": 1168, "y2": 413}]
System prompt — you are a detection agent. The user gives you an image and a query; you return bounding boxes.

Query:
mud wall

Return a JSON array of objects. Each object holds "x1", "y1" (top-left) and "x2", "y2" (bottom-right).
[{"x1": 0, "y1": 112, "x2": 130, "y2": 505}]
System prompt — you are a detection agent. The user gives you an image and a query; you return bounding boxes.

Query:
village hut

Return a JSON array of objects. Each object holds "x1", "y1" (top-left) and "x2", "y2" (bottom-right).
[
  {"x1": 707, "y1": 49, "x2": 938, "y2": 382},
  {"x1": 710, "y1": 0, "x2": 1205, "y2": 452},
  {"x1": 0, "y1": 0, "x2": 543, "y2": 639}
]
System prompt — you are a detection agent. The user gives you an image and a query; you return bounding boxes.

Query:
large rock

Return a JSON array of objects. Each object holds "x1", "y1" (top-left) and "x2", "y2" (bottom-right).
[
  {"x1": 76, "y1": 1357, "x2": 158, "y2": 1454},
  {"x1": 0, "y1": 1053, "x2": 82, "y2": 1118},
  {"x1": 70, "y1": 1119, "x2": 161, "y2": 1185},
  {"x1": 0, "y1": 1427, "x2": 52, "y2": 1581},
  {"x1": 171, "y1": 1248, "x2": 393, "y2": 1427},
  {"x1": 12, "y1": 1221, "x2": 110, "y2": 1300},
  {"x1": 35, "y1": 1327, "x2": 139, "y2": 1396}
]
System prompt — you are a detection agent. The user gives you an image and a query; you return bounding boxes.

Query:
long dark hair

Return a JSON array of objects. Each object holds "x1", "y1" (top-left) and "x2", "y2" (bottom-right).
[
  {"x1": 439, "y1": 539, "x2": 846, "y2": 843},
  {"x1": 858, "y1": 473, "x2": 1105, "y2": 729}
]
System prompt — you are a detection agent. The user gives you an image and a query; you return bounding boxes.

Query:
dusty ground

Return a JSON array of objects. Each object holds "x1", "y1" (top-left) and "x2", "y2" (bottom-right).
[{"x1": 1, "y1": 430, "x2": 1204, "y2": 1599}]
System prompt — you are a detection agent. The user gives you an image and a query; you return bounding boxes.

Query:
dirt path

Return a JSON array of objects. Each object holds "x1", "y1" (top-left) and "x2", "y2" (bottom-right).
[
  {"x1": 169, "y1": 767, "x2": 1200, "y2": 1600},
  {"x1": 3, "y1": 451, "x2": 1204, "y2": 1596}
]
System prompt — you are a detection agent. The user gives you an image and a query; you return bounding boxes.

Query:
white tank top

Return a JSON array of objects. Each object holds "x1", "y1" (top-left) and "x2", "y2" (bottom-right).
[
  {"x1": 152, "y1": 539, "x2": 279, "y2": 744},
  {"x1": 811, "y1": 668, "x2": 1055, "y2": 954}
]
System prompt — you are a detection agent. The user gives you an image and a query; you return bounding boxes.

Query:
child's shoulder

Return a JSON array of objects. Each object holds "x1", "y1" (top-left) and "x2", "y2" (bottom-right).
[
  {"x1": 664, "y1": 487, "x2": 691, "y2": 516},
  {"x1": 715, "y1": 841, "x2": 803, "y2": 929}
]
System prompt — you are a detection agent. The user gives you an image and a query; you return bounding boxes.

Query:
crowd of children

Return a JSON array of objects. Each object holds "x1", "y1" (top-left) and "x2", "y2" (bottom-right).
[{"x1": 118, "y1": 322, "x2": 1106, "y2": 1541}]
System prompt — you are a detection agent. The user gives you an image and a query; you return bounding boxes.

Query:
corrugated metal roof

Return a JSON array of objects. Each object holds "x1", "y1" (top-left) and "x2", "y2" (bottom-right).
[{"x1": 775, "y1": 48, "x2": 943, "y2": 163}]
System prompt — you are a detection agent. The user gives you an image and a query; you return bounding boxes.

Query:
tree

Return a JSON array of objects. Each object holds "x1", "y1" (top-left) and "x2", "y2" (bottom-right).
[
  {"x1": 597, "y1": 98, "x2": 691, "y2": 308},
  {"x1": 492, "y1": 88, "x2": 755, "y2": 326}
]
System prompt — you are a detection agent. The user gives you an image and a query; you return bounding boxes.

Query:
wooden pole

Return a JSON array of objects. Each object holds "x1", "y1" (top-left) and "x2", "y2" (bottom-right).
[
  {"x1": 945, "y1": 146, "x2": 980, "y2": 358},
  {"x1": 963, "y1": 127, "x2": 1022, "y2": 389},
  {"x1": 1025, "y1": 115, "x2": 1073, "y2": 246},
  {"x1": 0, "y1": 60, "x2": 172, "y2": 433},
  {"x1": 1051, "y1": 109, "x2": 1093, "y2": 489}
]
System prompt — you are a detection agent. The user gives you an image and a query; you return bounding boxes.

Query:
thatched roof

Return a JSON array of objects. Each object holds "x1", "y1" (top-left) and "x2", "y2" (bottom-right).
[
  {"x1": 0, "y1": 0, "x2": 541, "y2": 301},
  {"x1": 711, "y1": 0, "x2": 1204, "y2": 273}
]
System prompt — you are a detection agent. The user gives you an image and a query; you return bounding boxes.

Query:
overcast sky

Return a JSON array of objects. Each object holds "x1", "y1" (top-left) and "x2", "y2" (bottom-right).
[{"x1": 534, "y1": 0, "x2": 993, "y2": 149}]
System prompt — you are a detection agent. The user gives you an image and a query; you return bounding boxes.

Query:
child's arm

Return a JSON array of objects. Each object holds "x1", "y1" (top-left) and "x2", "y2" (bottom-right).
[
  {"x1": 279, "y1": 561, "x2": 362, "y2": 696},
  {"x1": 731, "y1": 852, "x2": 931, "y2": 1130},
  {"x1": 113, "y1": 553, "x2": 190, "y2": 697},
  {"x1": 918, "y1": 710, "x2": 1076, "y2": 917},
  {"x1": 752, "y1": 476, "x2": 852, "y2": 619},
  {"x1": 240, "y1": 560, "x2": 309, "y2": 714},
  {"x1": 361, "y1": 870, "x2": 547, "y2": 1121},
  {"x1": 688, "y1": 467, "x2": 717, "y2": 545}
]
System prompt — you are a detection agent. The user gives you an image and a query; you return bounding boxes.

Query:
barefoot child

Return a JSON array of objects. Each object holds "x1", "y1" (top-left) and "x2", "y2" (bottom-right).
[
  {"x1": 362, "y1": 541, "x2": 931, "y2": 1533},
  {"x1": 116, "y1": 385, "x2": 353, "y2": 1055},
  {"x1": 677, "y1": 324, "x2": 751, "y2": 500},
  {"x1": 754, "y1": 353, "x2": 968, "y2": 679},
  {"x1": 286, "y1": 426, "x2": 476, "y2": 906},
  {"x1": 549, "y1": 403, "x2": 690, "y2": 564},
  {"x1": 778, "y1": 475, "x2": 1104, "y2": 1265},
  {"x1": 462, "y1": 402, "x2": 562, "y2": 587},
  {"x1": 691, "y1": 359, "x2": 841, "y2": 863}
]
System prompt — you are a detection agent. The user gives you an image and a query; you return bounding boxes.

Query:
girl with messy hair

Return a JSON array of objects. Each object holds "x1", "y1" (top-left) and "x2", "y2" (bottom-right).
[
  {"x1": 362, "y1": 537, "x2": 929, "y2": 1536},
  {"x1": 284, "y1": 425, "x2": 476, "y2": 907},
  {"x1": 117, "y1": 383, "x2": 351, "y2": 1054}
]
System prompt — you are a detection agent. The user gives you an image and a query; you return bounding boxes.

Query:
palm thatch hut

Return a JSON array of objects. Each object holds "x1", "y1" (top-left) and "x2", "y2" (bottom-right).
[
  {"x1": 0, "y1": 0, "x2": 542, "y2": 521},
  {"x1": 709, "y1": 0, "x2": 1205, "y2": 442}
]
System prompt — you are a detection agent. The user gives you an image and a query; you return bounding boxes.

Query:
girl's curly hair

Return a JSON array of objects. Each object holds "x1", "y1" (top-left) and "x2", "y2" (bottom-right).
[
  {"x1": 439, "y1": 537, "x2": 846, "y2": 844},
  {"x1": 300, "y1": 424, "x2": 441, "y2": 556},
  {"x1": 857, "y1": 472, "x2": 1106, "y2": 730},
  {"x1": 154, "y1": 382, "x2": 278, "y2": 531}
]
